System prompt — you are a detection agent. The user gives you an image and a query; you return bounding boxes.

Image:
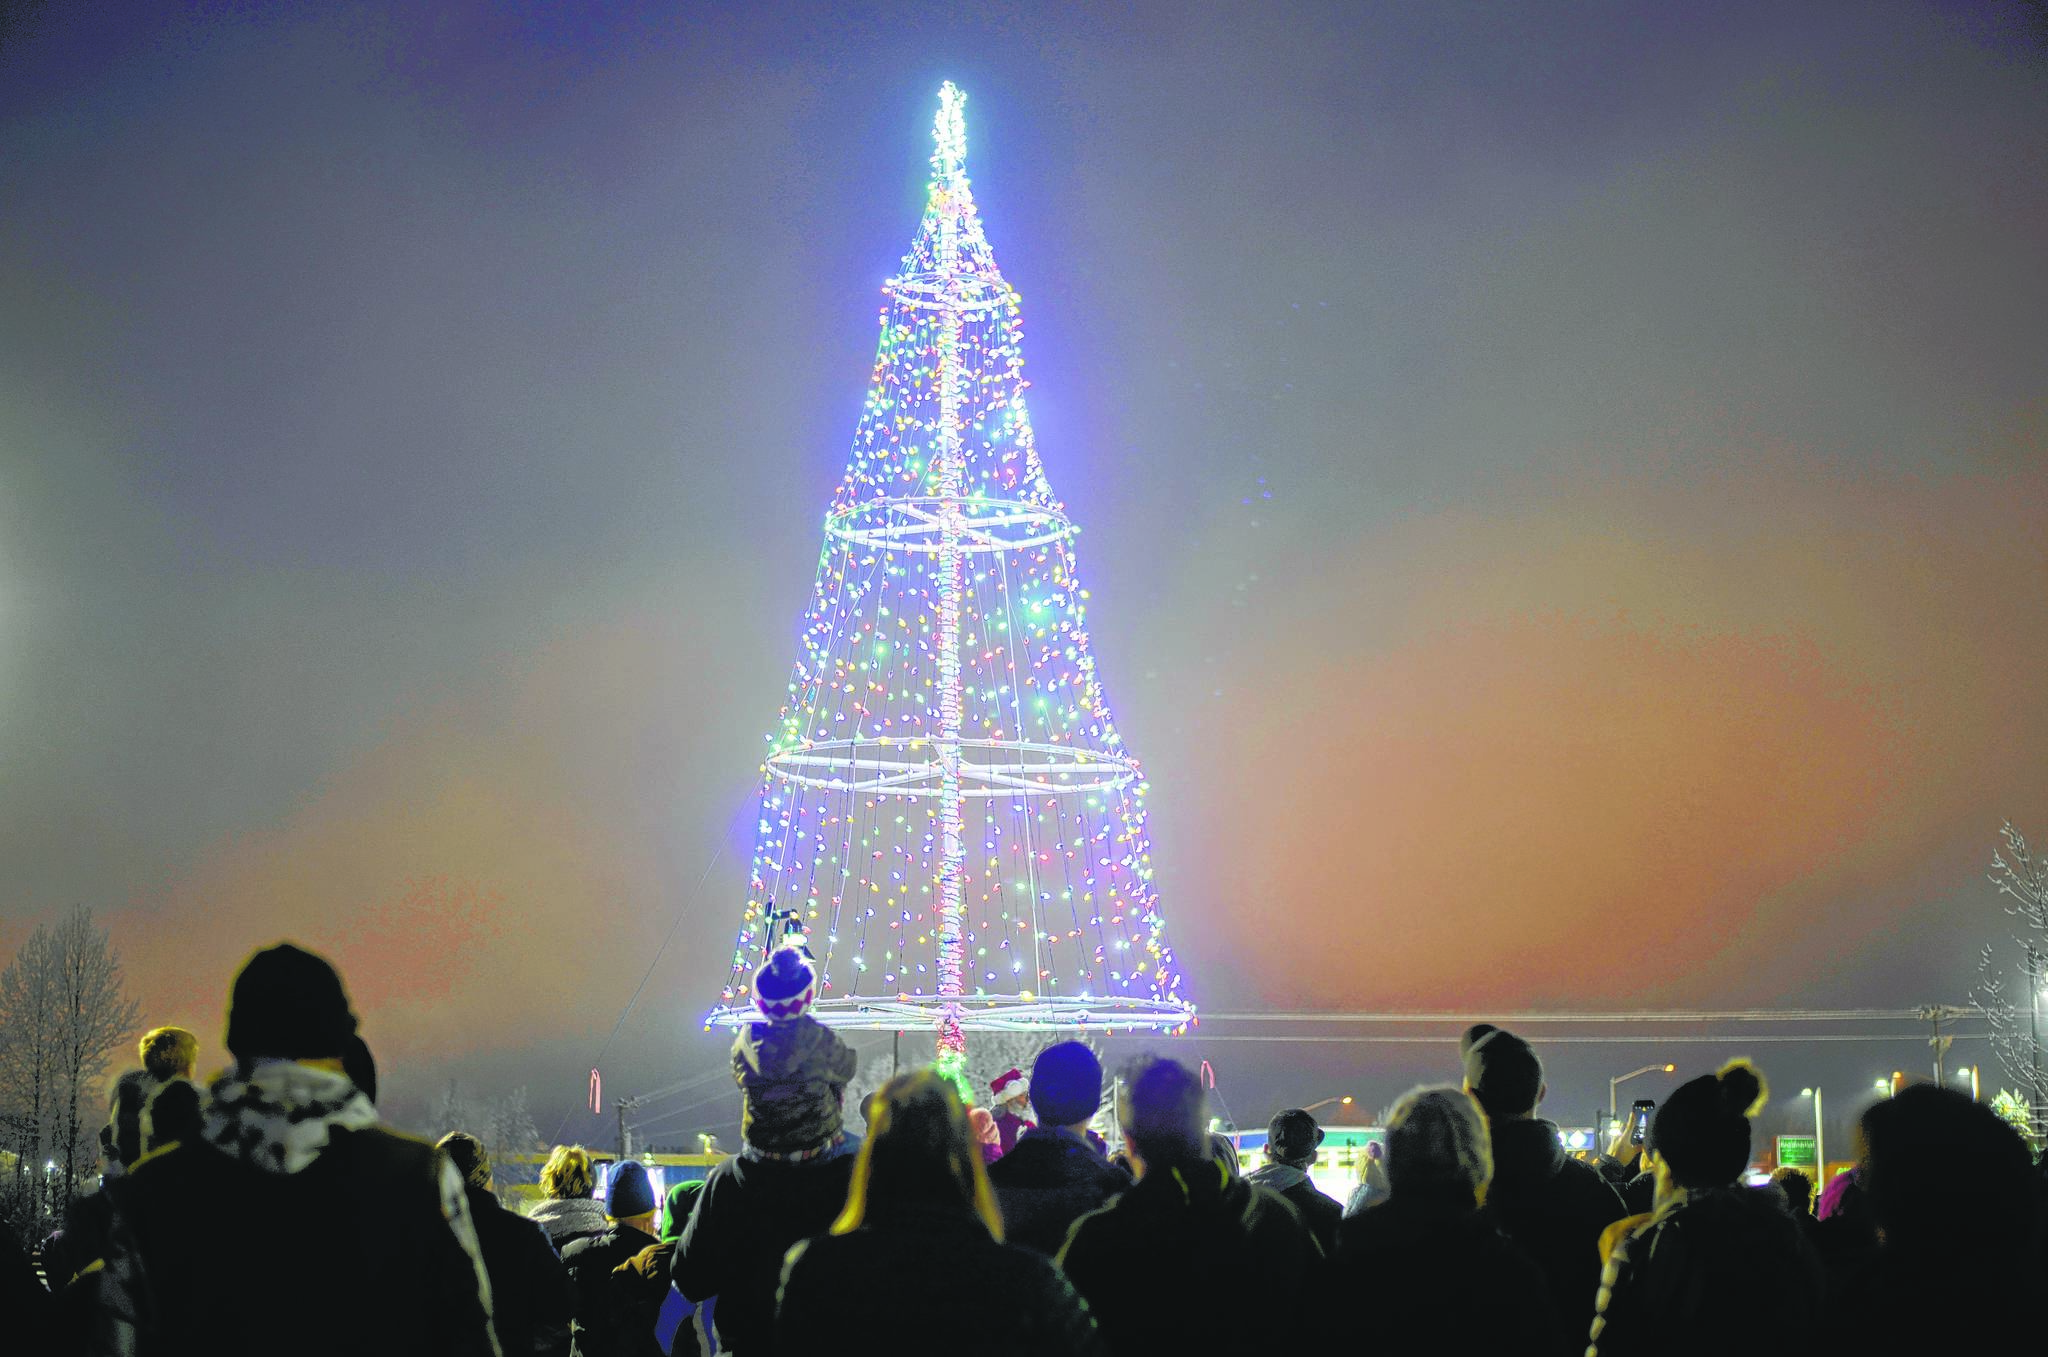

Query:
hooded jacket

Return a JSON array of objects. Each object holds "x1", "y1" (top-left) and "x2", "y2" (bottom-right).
[
  {"x1": 1243, "y1": 1162, "x2": 1341, "y2": 1255},
  {"x1": 90, "y1": 1062, "x2": 497, "y2": 1357},
  {"x1": 1486, "y1": 1117, "x2": 1626, "y2": 1345},
  {"x1": 1057, "y1": 1158, "x2": 1318, "y2": 1356},
  {"x1": 530, "y1": 1196, "x2": 613, "y2": 1253},
  {"x1": 986, "y1": 1126, "x2": 1130, "y2": 1256}
]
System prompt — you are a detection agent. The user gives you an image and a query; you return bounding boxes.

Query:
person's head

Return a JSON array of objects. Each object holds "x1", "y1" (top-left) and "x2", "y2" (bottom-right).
[
  {"x1": 1649, "y1": 1060, "x2": 1767, "y2": 1193},
  {"x1": 224, "y1": 942, "x2": 358, "y2": 1070},
  {"x1": 989, "y1": 1067, "x2": 1030, "y2": 1115},
  {"x1": 1115, "y1": 1056, "x2": 1207, "y2": 1174},
  {"x1": 1770, "y1": 1166, "x2": 1813, "y2": 1216},
  {"x1": 541, "y1": 1144, "x2": 597, "y2": 1200},
  {"x1": 859, "y1": 1090, "x2": 885, "y2": 1135},
  {"x1": 108, "y1": 1069, "x2": 156, "y2": 1168},
  {"x1": 833, "y1": 1070, "x2": 1003, "y2": 1240},
  {"x1": 1209, "y1": 1130, "x2": 1242, "y2": 1179},
  {"x1": 605, "y1": 1160, "x2": 658, "y2": 1231},
  {"x1": 1861, "y1": 1083, "x2": 2035, "y2": 1254},
  {"x1": 1029, "y1": 1041, "x2": 1104, "y2": 1131},
  {"x1": 1459, "y1": 1023, "x2": 1544, "y2": 1121},
  {"x1": 752, "y1": 942, "x2": 818, "y2": 1022},
  {"x1": 1265, "y1": 1109, "x2": 1325, "y2": 1170},
  {"x1": 139, "y1": 1027, "x2": 199, "y2": 1083},
  {"x1": 661, "y1": 1179, "x2": 705, "y2": 1241},
  {"x1": 1383, "y1": 1085, "x2": 1493, "y2": 1208},
  {"x1": 436, "y1": 1131, "x2": 493, "y2": 1193}
]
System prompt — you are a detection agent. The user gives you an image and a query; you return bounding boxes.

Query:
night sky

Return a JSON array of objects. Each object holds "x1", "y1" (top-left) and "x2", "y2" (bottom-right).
[{"x1": 4, "y1": 1, "x2": 2046, "y2": 1144}]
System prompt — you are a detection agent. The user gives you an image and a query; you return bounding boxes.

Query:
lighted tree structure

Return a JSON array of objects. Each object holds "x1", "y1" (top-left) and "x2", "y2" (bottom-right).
[{"x1": 708, "y1": 84, "x2": 1193, "y2": 1084}]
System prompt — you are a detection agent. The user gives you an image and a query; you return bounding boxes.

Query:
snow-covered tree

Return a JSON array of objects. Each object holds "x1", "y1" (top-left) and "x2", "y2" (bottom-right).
[{"x1": 1972, "y1": 821, "x2": 2048, "y2": 1145}]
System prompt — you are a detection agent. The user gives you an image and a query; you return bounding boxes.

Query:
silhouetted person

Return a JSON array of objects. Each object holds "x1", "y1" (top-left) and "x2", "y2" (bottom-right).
[
  {"x1": 1322, "y1": 1086, "x2": 1556, "y2": 1349},
  {"x1": 988, "y1": 1066, "x2": 1036, "y2": 1155},
  {"x1": 1342, "y1": 1139, "x2": 1389, "y2": 1216},
  {"x1": 776, "y1": 1071, "x2": 1104, "y2": 1356},
  {"x1": 671, "y1": 943, "x2": 858, "y2": 1357},
  {"x1": 1058, "y1": 1056, "x2": 1318, "y2": 1355},
  {"x1": 1587, "y1": 1061, "x2": 1818, "y2": 1357},
  {"x1": 987, "y1": 1041, "x2": 1129, "y2": 1256},
  {"x1": 1460, "y1": 1022, "x2": 1625, "y2": 1344},
  {"x1": 1246, "y1": 1108, "x2": 1341, "y2": 1254},
  {"x1": 1834, "y1": 1085, "x2": 2039, "y2": 1347},
  {"x1": 562, "y1": 1159, "x2": 661, "y2": 1357},
  {"x1": 90, "y1": 942, "x2": 496, "y2": 1357},
  {"x1": 531, "y1": 1145, "x2": 610, "y2": 1253},
  {"x1": 438, "y1": 1131, "x2": 573, "y2": 1357}
]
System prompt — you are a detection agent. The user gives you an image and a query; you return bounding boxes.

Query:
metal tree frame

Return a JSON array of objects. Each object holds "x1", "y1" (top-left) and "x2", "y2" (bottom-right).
[{"x1": 709, "y1": 84, "x2": 1194, "y2": 1052}]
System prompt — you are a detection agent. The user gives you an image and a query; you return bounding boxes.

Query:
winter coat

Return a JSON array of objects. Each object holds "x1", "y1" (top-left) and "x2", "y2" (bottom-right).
[
  {"x1": 1245, "y1": 1162, "x2": 1342, "y2": 1255},
  {"x1": 466, "y1": 1183, "x2": 574, "y2": 1357},
  {"x1": 670, "y1": 1146, "x2": 857, "y2": 1357},
  {"x1": 1486, "y1": 1117, "x2": 1627, "y2": 1346},
  {"x1": 1588, "y1": 1185, "x2": 1821, "y2": 1357},
  {"x1": 730, "y1": 1014, "x2": 857, "y2": 1156},
  {"x1": 986, "y1": 1126, "x2": 1130, "y2": 1256},
  {"x1": 610, "y1": 1240, "x2": 700, "y2": 1357},
  {"x1": 1058, "y1": 1157, "x2": 1319, "y2": 1356},
  {"x1": 777, "y1": 1201, "x2": 1106, "y2": 1356},
  {"x1": 563, "y1": 1221, "x2": 658, "y2": 1357},
  {"x1": 1323, "y1": 1194, "x2": 1558, "y2": 1351},
  {"x1": 992, "y1": 1107, "x2": 1034, "y2": 1155},
  {"x1": 90, "y1": 1063, "x2": 495, "y2": 1357},
  {"x1": 530, "y1": 1195, "x2": 613, "y2": 1253},
  {"x1": 142, "y1": 1077, "x2": 202, "y2": 1155}
]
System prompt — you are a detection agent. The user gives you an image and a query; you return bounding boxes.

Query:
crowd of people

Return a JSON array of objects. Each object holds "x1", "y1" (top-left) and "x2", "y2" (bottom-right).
[{"x1": 6, "y1": 938, "x2": 2047, "y2": 1355}]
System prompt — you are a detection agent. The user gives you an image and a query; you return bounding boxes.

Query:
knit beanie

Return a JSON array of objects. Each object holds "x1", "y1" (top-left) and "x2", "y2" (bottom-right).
[
  {"x1": 607, "y1": 1160, "x2": 657, "y2": 1219},
  {"x1": 224, "y1": 943, "x2": 358, "y2": 1062},
  {"x1": 1459, "y1": 1023, "x2": 1543, "y2": 1119},
  {"x1": 1649, "y1": 1060, "x2": 1767, "y2": 1189},
  {"x1": 661, "y1": 1179, "x2": 705, "y2": 1240},
  {"x1": 753, "y1": 943, "x2": 818, "y2": 1022},
  {"x1": 1030, "y1": 1041, "x2": 1104, "y2": 1127},
  {"x1": 1266, "y1": 1108, "x2": 1325, "y2": 1166}
]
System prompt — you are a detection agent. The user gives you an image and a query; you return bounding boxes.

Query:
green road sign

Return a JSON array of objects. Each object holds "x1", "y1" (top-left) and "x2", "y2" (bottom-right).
[{"x1": 1776, "y1": 1134, "x2": 1818, "y2": 1168}]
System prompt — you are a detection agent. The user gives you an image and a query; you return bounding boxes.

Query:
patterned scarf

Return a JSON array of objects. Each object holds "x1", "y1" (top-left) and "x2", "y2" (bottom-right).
[{"x1": 202, "y1": 1061, "x2": 378, "y2": 1175}]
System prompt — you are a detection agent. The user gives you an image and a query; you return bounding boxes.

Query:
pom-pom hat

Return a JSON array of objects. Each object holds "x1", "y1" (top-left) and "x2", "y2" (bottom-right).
[
  {"x1": 990, "y1": 1067, "x2": 1029, "y2": 1105},
  {"x1": 753, "y1": 942, "x2": 818, "y2": 1023},
  {"x1": 1650, "y1": 1059, "x2": 1768, "y2": 1189}
]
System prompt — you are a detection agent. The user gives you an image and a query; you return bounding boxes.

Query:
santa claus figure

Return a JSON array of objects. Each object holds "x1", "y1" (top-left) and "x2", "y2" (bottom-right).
[{"x1": 988, "y1": 1067, "x2": 1036, "y2": 1154}]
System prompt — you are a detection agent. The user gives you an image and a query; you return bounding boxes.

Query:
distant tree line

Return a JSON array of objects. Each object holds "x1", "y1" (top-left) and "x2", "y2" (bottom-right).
[{"x1": 0, "y1": 907, "x2": 140, "y2": 1242}]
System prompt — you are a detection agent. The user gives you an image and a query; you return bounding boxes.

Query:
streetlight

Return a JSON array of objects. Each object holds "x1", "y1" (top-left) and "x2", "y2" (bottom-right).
[
  {"x1": 1953, "y1": 1065, "x2": 1981, "y2": 1101},
  {"x1": 1872, "y1": 1077, "x2": 1891, "y2": 1097},
  {"x1": 1797, "y1": 1088, "x2": 1825, "y2": 1180},
  {"x1": 1300, "y1": 1095, "x2": 1355, "y2": 1116},
  {"x1": 1608, "y1": 1064, "x2": 1677, "y2": 1138}
]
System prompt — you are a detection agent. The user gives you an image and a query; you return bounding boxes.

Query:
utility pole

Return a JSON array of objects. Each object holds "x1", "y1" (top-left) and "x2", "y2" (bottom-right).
[{"x1": 1918, "y1": 1004, "x2": 1968, "y2": 1084}]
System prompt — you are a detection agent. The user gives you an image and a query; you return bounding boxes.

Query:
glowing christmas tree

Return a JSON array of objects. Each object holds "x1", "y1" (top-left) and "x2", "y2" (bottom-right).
[{"x1": 708, "y1": 84, "x2": 1193, "y2": 1081}]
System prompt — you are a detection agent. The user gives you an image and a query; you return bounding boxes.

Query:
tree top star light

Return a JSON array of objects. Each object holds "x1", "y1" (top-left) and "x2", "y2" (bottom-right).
[{"x1": 707, "y1": 83, "x2": 1193, "y2": 1083}]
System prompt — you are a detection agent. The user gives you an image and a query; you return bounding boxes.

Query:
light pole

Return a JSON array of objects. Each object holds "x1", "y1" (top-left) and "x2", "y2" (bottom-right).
[
  {"x1": 1609, "y1": 1064, "x2": 1677, "y2": 1138},
  {"x1": 1798, "y1": 1087, "x2": 1825, "y2": 1180},
  {"x1": 1300, "y1": 1095, "x2": 1355, "y2": 1117}
]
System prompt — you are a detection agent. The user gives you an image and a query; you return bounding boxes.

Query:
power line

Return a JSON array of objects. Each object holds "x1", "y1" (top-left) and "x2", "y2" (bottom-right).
[
  {"x1": 1186, "y1": 1032, "x2": 1993, "y2": 1045},
  {"x1": 1194, "y1": 1008, "x2": 1983, "y2": 1024}
]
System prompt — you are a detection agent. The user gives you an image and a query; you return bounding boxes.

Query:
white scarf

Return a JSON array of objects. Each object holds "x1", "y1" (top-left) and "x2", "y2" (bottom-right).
[{"x1": 202, "y1": 1061, "x2": 378, "y2": 1175}]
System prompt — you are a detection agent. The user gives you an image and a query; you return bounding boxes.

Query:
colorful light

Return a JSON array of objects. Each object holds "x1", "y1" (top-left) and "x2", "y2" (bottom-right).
[{"x1": 705, "y1": 83, "x2": 1193, "y2": 1056}]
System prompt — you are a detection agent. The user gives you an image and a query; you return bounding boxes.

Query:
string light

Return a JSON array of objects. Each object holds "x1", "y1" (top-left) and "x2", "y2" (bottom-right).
[{"x1": 707, "y1": 82, "x2": 1194, "y2": 1058}]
